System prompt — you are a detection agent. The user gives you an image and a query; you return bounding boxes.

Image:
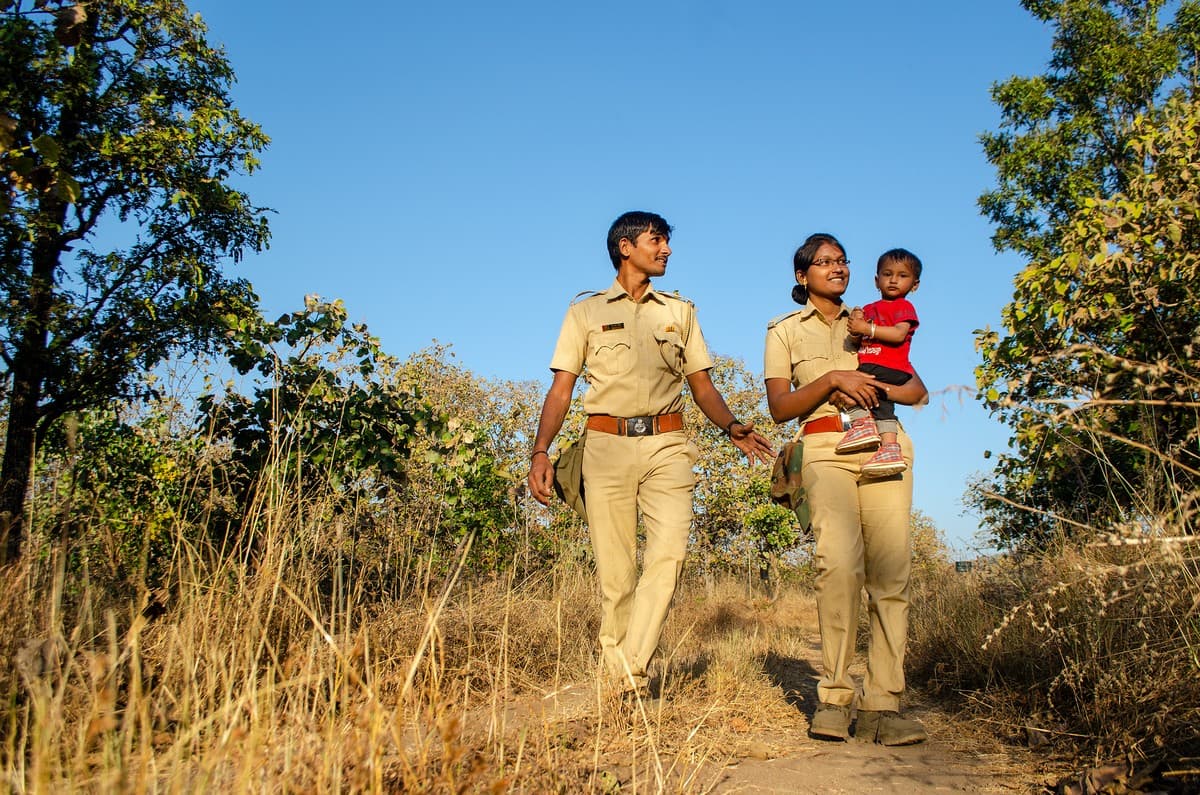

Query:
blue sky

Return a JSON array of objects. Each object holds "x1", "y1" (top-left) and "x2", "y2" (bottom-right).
[{"x1": 188, "y1": 1, "x2": 1053, "y2": 552}]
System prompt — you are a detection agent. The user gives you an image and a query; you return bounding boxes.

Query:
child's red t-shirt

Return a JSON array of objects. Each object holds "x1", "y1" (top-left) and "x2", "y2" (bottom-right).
[{"x1": 858, "y1": 298, "x2": 918, "y2": 374}]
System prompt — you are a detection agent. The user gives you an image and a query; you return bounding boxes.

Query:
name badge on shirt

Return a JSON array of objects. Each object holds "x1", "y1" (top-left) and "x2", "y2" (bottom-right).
[{"x1": 601, "y1": 323, "x2": 625, "y2": 331}]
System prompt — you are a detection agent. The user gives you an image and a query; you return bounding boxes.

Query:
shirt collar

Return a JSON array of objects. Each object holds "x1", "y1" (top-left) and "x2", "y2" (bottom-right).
[
  {"x1": 798, "y1": 302, "x2": 849, "y2": 323},
  {"x1": 603, "y1": 278, "x2": 665, "y2": 304}
]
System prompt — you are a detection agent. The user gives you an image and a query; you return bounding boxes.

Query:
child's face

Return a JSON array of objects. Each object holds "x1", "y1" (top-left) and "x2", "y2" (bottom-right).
[{"x1": 875, "y1": 260, "x2": 918, "y2": 300}]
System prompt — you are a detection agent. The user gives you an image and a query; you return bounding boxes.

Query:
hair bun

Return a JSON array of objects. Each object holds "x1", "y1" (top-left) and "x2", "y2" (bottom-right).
[{"x1": 791, "y1": 284, "x2": 807, "y2": 305}]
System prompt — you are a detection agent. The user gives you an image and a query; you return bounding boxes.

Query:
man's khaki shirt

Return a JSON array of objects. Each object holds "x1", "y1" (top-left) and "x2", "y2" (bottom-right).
[
  {"x1": 763, "y1": 303, "x2": 859, "y2": 423},
  {"x1": 550, "y1": 279, "x2": 713, "y2": 417}
]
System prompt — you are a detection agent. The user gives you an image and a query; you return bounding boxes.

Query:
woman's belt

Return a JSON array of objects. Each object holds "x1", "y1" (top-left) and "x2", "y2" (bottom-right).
[
  {"x1": 801, "y1": 414, "x2": 850, "y2": 435},
  {"x1": 587, "y1": 413, "x2": 683, "y2": 437}
]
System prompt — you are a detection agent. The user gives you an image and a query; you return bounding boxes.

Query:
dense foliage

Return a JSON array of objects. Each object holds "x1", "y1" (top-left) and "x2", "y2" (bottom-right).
[
  {"x1": 974, "y1": 0, "x2": 1200, "y2": 546},
  {"x1": 0, "y1": 0, "x2": 269, "y2": 560},
  {"x1": 685, "y1": 356, "x2": 802, "y2": 585}
]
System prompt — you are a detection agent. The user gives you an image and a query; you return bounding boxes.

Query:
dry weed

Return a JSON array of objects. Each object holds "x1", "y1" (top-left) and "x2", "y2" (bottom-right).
[
  {"x1": 907, "y1": 531, "x2": 1200, "y2": 770},
  {"x1": 3, "y1": 483, "x2": 838, "y2": 793}
]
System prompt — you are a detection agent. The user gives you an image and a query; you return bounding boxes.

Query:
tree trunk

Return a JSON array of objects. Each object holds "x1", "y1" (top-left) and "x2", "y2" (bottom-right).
[
  {"x1": 1, "y1": 373, "x2": 40, "y2": 563},
  {"x1": 1, "y1": 230, "x2": 60, "y2": 564}
]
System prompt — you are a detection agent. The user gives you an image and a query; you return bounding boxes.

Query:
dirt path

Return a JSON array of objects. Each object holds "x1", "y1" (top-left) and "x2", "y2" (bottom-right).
[
  {"x1": 706, "y1": 706, "x2": 1030, "y2": 794},
  {"x1": 703, "y1": 622, "x2": 1038, "y2": 794},
  {"x1": 484, "y1": 611, "x2": 1046, "y2": 793}
]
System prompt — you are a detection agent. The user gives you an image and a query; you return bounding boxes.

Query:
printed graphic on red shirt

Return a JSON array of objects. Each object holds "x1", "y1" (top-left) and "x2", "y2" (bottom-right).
[{"x1": 858, "y1": 298, "x2": 918, "y2": 373}]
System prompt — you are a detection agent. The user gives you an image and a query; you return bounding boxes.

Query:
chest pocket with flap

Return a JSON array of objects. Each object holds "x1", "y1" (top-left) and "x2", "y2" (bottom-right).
[
  {"x1": 587, "y1": 328, "x2": 634, "y2": 377},
  {"x1": 654, "y1": 327, "x2": 685, "y2": 377}
]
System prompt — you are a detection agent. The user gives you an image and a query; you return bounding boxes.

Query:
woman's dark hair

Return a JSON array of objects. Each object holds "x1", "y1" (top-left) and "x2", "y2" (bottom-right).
[{"x1": 791, "y1": 233, "x2": 845, "y2": 304}]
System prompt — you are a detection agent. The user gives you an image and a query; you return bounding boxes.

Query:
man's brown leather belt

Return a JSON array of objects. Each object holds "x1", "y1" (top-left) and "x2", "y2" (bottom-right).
[
  {"x1": 802, "y1": 414, "x2": 849, "y2": 435},
  {"x1": 587, "y1": 413, "x2": 684, "y2": 437}
]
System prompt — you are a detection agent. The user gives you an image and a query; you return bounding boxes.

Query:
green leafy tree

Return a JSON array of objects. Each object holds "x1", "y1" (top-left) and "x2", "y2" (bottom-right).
[
  {"x1": 742, "y1": 496, "x2": 802, "y2": 594},
  {"x1": 975, "y1": 0, "x2": 1200, "y2": 545},
  {"x1": 201, "y1": 298, "x2": 482, "y2": 548},
  {"x1": 393, "y1": 345, "x2": 588, "y2": 574},
  {"x1": 980, "y1": 0, "x2": 1200, "y2": 262},
  {"x1": 685, "y1": 355, "x2": 782, "y2": 574},
  {"x1": 35, "y1": 405, "x2": 198, "y2": 592},
  {"x1": 0, "y1": 0, "x2": 269, "y2": 561},
  {"x1": 974, "y1": 97, "x2": 1200, "y2": 545}
]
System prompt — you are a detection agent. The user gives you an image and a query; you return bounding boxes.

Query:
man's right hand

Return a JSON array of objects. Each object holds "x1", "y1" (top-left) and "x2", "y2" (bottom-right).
[
  {"x1": 528, "y1": 370, "x2": 578, "y2": 506},
  {"x1": 528, "y1": 453, "x2": 555, "y2": 506}
]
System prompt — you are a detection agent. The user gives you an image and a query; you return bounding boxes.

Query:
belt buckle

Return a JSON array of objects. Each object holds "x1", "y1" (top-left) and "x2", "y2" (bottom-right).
[{"x1": 627, "y1": 416, "x2": 652, "y2": 437}]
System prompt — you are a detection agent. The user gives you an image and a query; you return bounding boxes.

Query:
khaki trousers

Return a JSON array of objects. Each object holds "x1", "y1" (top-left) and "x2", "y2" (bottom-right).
[
  {"x1": 582, "y1": 430, "x2": 697, "y2": 689},
  {"x1": 802, "y1": 428, "x2": 914, "y2": 712}
]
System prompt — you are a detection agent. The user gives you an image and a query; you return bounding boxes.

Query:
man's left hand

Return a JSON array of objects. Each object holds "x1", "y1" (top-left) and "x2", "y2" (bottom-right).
[{"x1": 729, "y1": 422, "x2": 775, "y2": 465}]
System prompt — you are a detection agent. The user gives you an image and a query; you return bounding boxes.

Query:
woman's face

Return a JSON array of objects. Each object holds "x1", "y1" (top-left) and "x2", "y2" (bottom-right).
[{"x1": 799, "y1": 242, "x2": 849, "y2": 300}]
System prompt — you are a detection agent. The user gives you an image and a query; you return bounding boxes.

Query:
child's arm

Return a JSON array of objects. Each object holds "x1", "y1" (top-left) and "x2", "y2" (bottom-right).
[
  {"x1": 848, "y1": 309, "x2": 912, "y2": 344},
  {"x1": 861, "y1": 320, "x2": 912, "y2": 345}
]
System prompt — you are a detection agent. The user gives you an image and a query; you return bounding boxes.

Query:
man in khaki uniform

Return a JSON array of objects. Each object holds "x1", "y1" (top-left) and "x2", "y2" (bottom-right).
[{"x1": 528, "y1": 210, "x2": 774, "y2": 695}]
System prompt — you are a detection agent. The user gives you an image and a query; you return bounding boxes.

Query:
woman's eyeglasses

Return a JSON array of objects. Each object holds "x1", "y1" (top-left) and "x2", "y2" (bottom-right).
[{"x1": 812, "y1": 257, "x2": 849, "y2": 267}]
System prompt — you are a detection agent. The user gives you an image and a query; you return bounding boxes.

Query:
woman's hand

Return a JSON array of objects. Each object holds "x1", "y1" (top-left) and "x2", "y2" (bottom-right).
[
  {"x1": 828, "y1": 389, "x2": 857, "y2": 412},
  {"x1": 828, "y1": 370, "x2": 884, "y2": 409}
]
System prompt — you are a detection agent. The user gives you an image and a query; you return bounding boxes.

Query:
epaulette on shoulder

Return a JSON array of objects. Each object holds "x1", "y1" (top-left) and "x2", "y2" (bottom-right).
[
  {"x1": 767, "y1": 309, "x2": 804, "y2": 329},
  {"x1": 570, "y1": 289, "x2": 603, "y2": 305},
  {"x1": 659, "y1": 290, "x2": 694, "y2": 306}
]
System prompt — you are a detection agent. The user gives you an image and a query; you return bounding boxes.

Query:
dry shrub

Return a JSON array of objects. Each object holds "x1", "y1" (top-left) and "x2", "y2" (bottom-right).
[
  {"x1": 2, "y1": 461, "x2": 829, "y2": 793},
  {"x1": 367, "y1": 567, "x2": 601, "y2": 701},
  {"x1": 658, "y1": 579, "x2": 817, "y2": 734},
  {"x1": 907, "y1": 531, "x2": 1200, "y2": 764},
  {"x1": 1, "y1": 457, "x2": 594, "y2": 792}
]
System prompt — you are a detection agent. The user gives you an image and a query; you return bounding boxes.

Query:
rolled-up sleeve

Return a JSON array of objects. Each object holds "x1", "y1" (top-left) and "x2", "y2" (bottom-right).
[
  {"x1": 548, "y1": 306, "x2": 586, "y2": 374},
  {"x1": 764, "y1": 324, "x2": 793, "y2": 383},
  {"x1": 681, "y1": 306, "x2": 714, "y2": 375}
]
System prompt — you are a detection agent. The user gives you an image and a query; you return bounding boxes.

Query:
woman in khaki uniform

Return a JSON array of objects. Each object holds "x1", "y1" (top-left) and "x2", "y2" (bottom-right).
[{"x1": 763, "y1": 233, "x2": 929, "y2": 745}]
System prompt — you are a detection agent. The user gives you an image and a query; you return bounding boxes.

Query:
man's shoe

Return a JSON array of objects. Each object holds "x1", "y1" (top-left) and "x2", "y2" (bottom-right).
[
  {"x1": 810, "y1": 702, "x2": 851, "y2": 740},
  {"x1": 861, "y1": 442, "x2": 906, "y2": 477},
  {"x1": 856, "y1": 710, "x2": 927, "y2": 746},
  {"x1": 836, "y1": 417, "x2": 881, "y2": 453}
]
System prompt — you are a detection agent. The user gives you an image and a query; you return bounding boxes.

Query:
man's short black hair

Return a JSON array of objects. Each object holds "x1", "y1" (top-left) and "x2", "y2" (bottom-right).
[{"x1": 607, "y1": 210, "x2": 673, "y2": 269}]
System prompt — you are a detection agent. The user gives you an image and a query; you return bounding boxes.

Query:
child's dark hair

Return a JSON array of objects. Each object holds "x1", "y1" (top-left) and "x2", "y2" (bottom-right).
[
  {"x1": 791, "y1": 233, "x2": 845, "y2": 305},
  {"x1": 877, "y1": 248, "x2": 922, "y2": 279},
  {"x1": 607, "y1": 211, "x2": 672, "y2": 269}
]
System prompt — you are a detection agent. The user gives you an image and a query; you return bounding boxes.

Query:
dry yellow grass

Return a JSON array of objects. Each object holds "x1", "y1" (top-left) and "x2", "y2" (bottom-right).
[
  {"x1": 906, "y1": 530, "x2": 1200, "y2": 778},
  {"x1": 1, "y1": 500, "x2": 841, "y2": 793}
]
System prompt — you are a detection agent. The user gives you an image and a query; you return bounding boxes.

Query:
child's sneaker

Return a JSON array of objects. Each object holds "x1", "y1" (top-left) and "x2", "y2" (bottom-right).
[
  {"x1": 836, "y1": 417, "x2": 881, "y2": 453},
  {"x1": 861, "y1": 442, "x2": 906, "y2": 477}
]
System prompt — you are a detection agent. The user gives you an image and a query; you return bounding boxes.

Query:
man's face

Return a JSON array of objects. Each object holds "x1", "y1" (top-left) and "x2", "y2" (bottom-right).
[{"x1": 619, "y1": 228, "x2": 671, "y2": 278}]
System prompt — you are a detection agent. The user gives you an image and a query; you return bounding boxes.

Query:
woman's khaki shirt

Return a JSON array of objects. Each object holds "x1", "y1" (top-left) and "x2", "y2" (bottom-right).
[{"x1": 763, "y1": 304, "x2": 860, "y2": 424}]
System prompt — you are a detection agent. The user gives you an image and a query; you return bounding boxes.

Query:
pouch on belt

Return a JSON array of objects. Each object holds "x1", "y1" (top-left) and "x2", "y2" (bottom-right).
[
  {"x1": 769, "y1": 439, "x2": 811, "y2": 531},
  {"x1": 552, "y1": 432, "x2": 587, "y2": 521}
]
